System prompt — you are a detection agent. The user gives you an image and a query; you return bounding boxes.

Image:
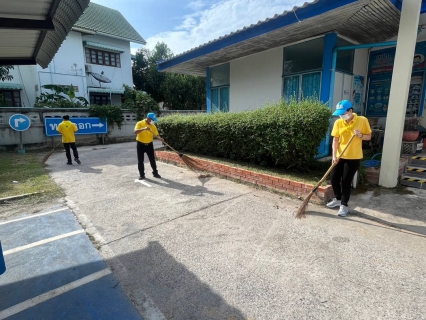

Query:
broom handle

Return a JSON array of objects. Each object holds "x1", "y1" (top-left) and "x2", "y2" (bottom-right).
[
  {"x1": 311, "y1": 134, "x2": 356, "y2": 193},
  {"x1": 150, "y1": 131, "x2": 181, "y2": 154},
  {"x1": 162, "y1": 140, "x2": 180, "y2": 154}
]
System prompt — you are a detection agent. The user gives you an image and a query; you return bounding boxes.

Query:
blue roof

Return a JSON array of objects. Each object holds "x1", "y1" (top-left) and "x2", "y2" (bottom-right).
[{"x1": 157, "y1": 0, "x2": 407, "y2": 76}]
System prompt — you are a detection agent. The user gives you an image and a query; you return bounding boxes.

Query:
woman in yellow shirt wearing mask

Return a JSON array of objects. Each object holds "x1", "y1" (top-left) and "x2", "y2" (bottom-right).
[{"x1": 326, "y1": 100, "x2": 371, "y2": 217}]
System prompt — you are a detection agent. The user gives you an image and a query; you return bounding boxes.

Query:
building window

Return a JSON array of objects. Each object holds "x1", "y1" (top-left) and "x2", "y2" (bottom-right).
[
  {"x1": 336, "y1": 38, "x2": 354, "y2": 74},
  {"x1": 90, "y1": 94, "x2": 111, "y2": 105},
  {"x1": 210, "y1": 63, "x2": 230, "y2": 112},
  {"x1": 0, "y1": 90, "x2": 21, "y2": 107},
  {"x1": 283, "y1": 38, "x2": 324, "y2": 75},
  {"x1": 85, "y1": 48, "x2": 121, "y2": 67},
  {"x1": 283, "y1": 72, "x2": 321, "y2": 102}
]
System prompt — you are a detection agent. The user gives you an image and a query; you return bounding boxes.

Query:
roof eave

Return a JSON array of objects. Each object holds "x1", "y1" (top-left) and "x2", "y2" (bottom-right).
[
  {"x1": 72, "y1": 27, "x2": 146, "y2": 45},
  {"x1": 157, "y1": 0, "x2": 358, "y2": 73}
]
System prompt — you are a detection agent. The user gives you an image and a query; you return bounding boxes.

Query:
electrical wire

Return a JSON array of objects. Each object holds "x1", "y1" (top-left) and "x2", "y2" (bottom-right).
[{"x1": 285, "y1": 0, "x2": 302, "y2": 23}]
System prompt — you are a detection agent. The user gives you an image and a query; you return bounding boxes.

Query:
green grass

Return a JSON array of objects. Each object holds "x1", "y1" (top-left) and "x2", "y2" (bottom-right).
[{"x1": 0, "y1": 151, "x2": 64, "y2": 199}]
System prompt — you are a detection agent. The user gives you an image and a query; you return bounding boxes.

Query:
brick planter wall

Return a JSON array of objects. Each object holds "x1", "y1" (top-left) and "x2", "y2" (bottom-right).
[{"x1": 156, "y1": 151, "x2": 333, "y2": 203}]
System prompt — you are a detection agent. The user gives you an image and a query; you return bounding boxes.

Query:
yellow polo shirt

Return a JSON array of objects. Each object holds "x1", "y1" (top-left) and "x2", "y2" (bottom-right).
[
  {"x1": 331, "y1": 116, "x2": 372, "y2": 159},
  {"x1": 134, "y1": 119, "x2": 159, "y2": 143},
  {"x1": 57, "y1": 120, "x2": 78, "y2": 143}
]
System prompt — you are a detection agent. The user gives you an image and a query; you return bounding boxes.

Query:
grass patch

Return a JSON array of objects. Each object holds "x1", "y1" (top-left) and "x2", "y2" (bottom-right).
[
  {"x1": 161, "y1": 149, "x2": 332, "y2": 185},
  {"x1": 0, "y1": 151, "x2": 64, "y2": 200}
]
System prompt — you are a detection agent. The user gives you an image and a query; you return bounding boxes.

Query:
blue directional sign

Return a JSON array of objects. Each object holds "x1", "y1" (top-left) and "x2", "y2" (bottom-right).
[
  {"x1": 9, "y1": 114, "x2": 31, "y2": 131},
  {"x1": 44, "y1": 117, "x2": 108, "y2": 137}
]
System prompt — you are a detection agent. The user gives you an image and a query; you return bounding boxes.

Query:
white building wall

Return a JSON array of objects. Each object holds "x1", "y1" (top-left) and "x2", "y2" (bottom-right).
[
  {"x1": 82, "y1": 34, "x2": 133, "y2": 90},
  {"x1": 230, "y1": 47, "x2": 283, "y2": 112},
  {"x1": 2, "y1": 31, "x2": 134, "y2": 107},
  {"x1": 38, "y1": 31, "x2": 88, "y2": 101}
]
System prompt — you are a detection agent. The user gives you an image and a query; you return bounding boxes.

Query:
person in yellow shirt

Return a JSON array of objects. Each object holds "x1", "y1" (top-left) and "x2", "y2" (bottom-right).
[
  {"x1": 57, "y1": 115, "x2": 81, "y2": 165},
  {"x1": 134, "y1": 113, "x2": 164, "y2": 179},
  {"x1": 326, "y1": 100, "x2": 371, "y2": 217}
]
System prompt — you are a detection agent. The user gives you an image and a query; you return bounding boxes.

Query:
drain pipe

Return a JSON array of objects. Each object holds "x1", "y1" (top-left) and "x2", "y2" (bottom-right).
[{"x1": 328, "y1": 41, "x2": 397, "y2": 109}]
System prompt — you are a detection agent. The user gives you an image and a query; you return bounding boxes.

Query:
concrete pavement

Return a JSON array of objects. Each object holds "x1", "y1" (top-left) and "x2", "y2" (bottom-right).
[
  {"x1": 0, "y1": 206, "x2": 142, "y2": 320},
  {"x1": 45, "y1": 141, "x2": 426, "y2": 320}
]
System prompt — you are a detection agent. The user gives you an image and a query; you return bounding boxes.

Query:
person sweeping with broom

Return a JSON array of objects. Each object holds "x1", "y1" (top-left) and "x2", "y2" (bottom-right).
[
  {"x1": 326, "y1": 100, "x2": 372, "y2": 217},
  {"x1": 134, "y1": 113, "x2": 164, "y2": 180}
]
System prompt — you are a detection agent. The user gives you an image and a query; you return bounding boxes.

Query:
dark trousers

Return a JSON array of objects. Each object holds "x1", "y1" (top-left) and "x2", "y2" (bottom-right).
[
  {"x1": 330, "y1": 159, "x2": 360, "y2": 206},
  {"x1": 137, "y1": 141, "x2": 157, "y2": 176},
  {"x1": 63, "y1": 143, "x2": 79, "y2": 163}
]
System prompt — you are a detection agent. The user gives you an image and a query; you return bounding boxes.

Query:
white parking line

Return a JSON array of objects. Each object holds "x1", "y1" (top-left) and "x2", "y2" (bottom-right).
[
  {"x1": 0, "y1": 208, "x2": 68, "y2": 226},
  {"x1": 134, "y1": 179, "x2": 152, "y2": 187},
  {"x1": 0, "y1": 268, "x2": 111, "y2": 319},
  {"x1": 4, "y1": 230, "x2": 84, "y2": 256}
]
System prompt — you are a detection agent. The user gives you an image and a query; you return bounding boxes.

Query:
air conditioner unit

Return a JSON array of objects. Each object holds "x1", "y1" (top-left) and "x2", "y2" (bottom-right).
[{"x1": 85, "y1": 64, "x2": 92, "y2": 73}]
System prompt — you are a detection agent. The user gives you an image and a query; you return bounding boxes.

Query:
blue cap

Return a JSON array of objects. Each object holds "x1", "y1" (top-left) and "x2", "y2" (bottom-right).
[
  {"x1": 147, "y1": 112, "x2": 158, "y2": 122},
  {"x1": 333, "y1": 100, "x2": 353, "y2": 116}
]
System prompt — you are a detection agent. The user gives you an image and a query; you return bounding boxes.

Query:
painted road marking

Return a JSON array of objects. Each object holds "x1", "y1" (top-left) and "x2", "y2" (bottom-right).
[
  {"x1": 0, "y1": 208, "x2": 68, "y2": 226},
  {"x1": 0, "y1": 269, "x2": 111, "y2": 319},
  {"x1": 134, "y1": 179, "x2": 152, "y2": 188},
  {"x1": 4, "y1": 230, "x2": 84, "y2": 256}
]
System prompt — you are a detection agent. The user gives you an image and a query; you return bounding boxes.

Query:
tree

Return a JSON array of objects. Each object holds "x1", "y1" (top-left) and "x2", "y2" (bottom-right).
[
  {"x1": 0, "y1": 66, "x2": 14, "y2": 81},
  {"x1": 122, "y1": 84, "x2": 159, "y2": 120},
  {"x1": 132, "y1": 42, "x2": 206, "y2": 110},
  {"x1": 161, "y1": 73, "x2": 206, "y2": 110},
  {"x1": 35, "y1": 84, "x2": 89, "y2": 108}
]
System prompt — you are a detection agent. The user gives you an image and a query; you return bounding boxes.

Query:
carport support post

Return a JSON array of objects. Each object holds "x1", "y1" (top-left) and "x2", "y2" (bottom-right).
[
  {"x1": 206, "y1": 67, "x2": 211, "y2": 113},
  {"x1": 379, "y1": 0, "x2": 422, "y2": 188}
]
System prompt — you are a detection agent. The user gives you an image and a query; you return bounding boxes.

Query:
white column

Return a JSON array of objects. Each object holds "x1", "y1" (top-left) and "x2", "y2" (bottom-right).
[{"x1": 379, "y1": 0, "x2": 422, "y2": 188}]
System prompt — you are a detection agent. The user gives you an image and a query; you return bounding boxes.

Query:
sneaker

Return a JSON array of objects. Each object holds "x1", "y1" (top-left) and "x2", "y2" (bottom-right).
[
  {"x1": 66, "y1": 162, "x2": 72, "y2": 165},
  {"x1": 74, "y1": 158, "x2": 81, "y2": 164},
  {"x1": 153, "y1": 172, "x2": 161, "y2": 178},
  {"x1": 139, "y1": 175, "x2": 145, "y2": 180},
  {"x1": 338, "y1": 205, "x2": 349, "y2": 217},
  {"x1": 326, "y1": 198, "x2": 341, "y2": 208}
]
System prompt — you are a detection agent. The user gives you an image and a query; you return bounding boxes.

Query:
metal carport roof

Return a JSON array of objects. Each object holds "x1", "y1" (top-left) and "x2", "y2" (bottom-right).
[{"x1": 0, "y1": 0, "x2": 90, "y2": 68}]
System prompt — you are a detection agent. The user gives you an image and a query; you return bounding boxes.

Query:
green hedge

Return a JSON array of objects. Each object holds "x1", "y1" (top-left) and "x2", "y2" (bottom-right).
[{"x1": 157, "y1": 99, "x2": 332, "y2": 170}]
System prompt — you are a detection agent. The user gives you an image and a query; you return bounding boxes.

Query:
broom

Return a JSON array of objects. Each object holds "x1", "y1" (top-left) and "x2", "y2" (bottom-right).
[
  {"x1": 151, "y1": 130, "x2": 202, "y2": 171},
  {"x1": 295, "y1": 134, "x2": 356, "y2": 219},
  {"x1": 160, "y1": 139, "x2": 204, "y2": 174},
  {"x1": 42, "y1": 141, "x2": 62, "y2": 163}
]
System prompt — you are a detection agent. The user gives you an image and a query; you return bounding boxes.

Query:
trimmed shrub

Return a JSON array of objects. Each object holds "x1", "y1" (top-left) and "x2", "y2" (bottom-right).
[{"x1": 157, "y1": 99, "x2": 332, "y2": 170}]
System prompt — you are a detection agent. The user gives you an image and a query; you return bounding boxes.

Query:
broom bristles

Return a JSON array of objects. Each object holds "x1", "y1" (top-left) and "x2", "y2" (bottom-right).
[
  {"x1": 181, "y1": 155, "x2": 200, "y2": 172},
  {"x1": 295, "y1": 192, "x2": 314, "y2": 219}
]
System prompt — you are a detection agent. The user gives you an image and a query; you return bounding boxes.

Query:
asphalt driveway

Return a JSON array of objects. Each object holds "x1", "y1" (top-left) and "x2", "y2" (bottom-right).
[{"x1": 46, "y1": 141, "x2": 426, "y2": 320}]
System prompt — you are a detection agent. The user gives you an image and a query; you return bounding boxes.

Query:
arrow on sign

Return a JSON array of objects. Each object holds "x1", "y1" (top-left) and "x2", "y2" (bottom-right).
[
  {"x1": 14, "y1": 117, "x2": 26, "y2": 127},
  {"x1": 92, "y1": 123, "x2": 104, "y2": 128}
]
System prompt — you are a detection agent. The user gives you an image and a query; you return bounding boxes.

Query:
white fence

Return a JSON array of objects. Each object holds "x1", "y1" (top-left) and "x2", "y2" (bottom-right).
[{"x1": 0, "y1": 108, "x2": 205, "y2": 150}]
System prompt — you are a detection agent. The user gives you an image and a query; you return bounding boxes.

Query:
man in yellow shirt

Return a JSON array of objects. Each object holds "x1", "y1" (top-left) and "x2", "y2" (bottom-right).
[
  {"x1": 57, "y1": 115, "x2": 81, "y2": 165},
  {"x1": 327, "y1": 100, "x2": 371, "y2": 217},
  {"x1": 134, "y1": 113, "x2": 164, "y2": 179}
]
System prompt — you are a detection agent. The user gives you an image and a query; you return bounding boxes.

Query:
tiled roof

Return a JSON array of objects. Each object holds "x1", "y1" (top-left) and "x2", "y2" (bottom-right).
[{"x1": 74, "y1": 3, "x2": 146, "y2": 44}]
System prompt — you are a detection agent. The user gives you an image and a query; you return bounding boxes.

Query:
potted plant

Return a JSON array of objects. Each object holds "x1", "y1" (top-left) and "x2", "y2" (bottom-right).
[{"x1": 403, "y1": 117, "x2": 420, "y2": 142}]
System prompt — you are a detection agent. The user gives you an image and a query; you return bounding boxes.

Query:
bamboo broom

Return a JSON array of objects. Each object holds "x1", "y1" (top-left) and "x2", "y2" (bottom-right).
[
  {"x1": 42, "y1": 141, "x2": 62, "y2": 163},
  {"x1": 296, "y1": 134, "x2": 355, "y2": 219}
]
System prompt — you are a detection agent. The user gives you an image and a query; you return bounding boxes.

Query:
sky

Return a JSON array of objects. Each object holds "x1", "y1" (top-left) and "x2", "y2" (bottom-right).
[{"x1": 91, "y1": 0, "x2": 309, "y2": 56}]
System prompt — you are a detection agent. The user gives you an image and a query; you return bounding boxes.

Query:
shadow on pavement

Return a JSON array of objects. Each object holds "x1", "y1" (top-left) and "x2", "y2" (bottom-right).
[
  {"x1": 110, "y1": 241, "x2": 246, "y2": 320},
  {"x1": 306, "y1": 210, "x2": 426, "y2": 238},
  {"x1": 146, "y1": 177, "x2": 224, "y2": 197},
  {"x1": 0, "y1": 261, "x2": 141, "y2": 320}
]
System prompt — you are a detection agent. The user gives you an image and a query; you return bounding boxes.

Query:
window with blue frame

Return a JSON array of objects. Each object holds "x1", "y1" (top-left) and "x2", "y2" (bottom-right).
[
  {"x1": 283, "y1": 38, "x2": 324, "y2": 102},
  {"x1": 210, "y1": 63, "x2": 230, "y2": 112}
]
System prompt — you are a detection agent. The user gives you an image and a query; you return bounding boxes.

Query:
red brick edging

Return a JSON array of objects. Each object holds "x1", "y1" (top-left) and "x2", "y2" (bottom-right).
[{"x1": 156, "y1": 151, "x2": 333, "y2": 202}]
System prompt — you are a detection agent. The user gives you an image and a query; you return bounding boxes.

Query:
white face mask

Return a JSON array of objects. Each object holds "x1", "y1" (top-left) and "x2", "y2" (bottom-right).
[{"x1": 340, "y1": 114, "x2": 351, "y2": 120}]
